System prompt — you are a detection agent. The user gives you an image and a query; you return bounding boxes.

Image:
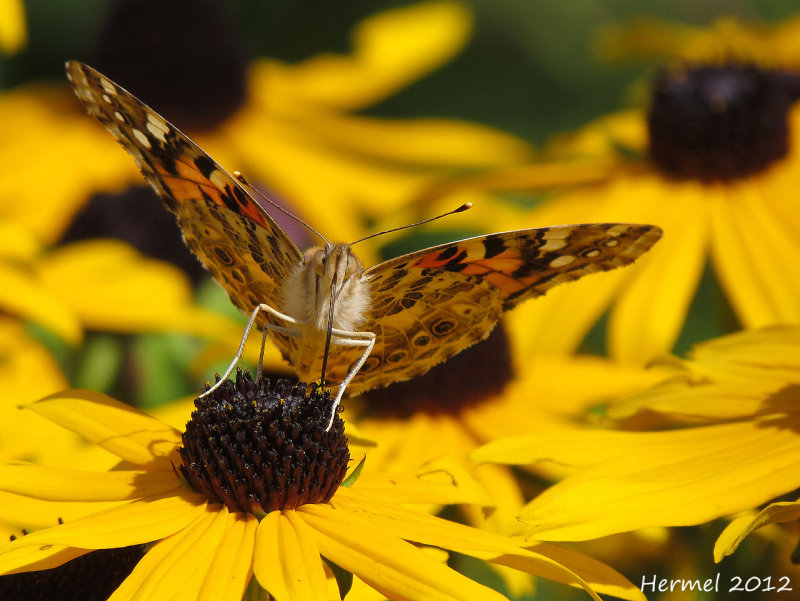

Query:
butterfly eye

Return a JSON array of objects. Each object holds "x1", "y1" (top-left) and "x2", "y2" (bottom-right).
[{"x1": 310, "y1": 251, "x2": 328, "y2": 275}]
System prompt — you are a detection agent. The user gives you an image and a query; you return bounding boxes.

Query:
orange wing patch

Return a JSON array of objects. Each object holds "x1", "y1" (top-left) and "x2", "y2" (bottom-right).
[
  {"x1": 401, "y1": 224, "x2": 662, "y2": 309},
  {"x1": 66, "y1": 61, "x2": 279, "y2": 234},
  {"x1": 66, "y1": 61, "x2": 303, "y2": 365}
]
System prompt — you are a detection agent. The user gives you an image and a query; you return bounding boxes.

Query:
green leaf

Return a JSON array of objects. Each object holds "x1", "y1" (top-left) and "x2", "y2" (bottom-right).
[
  {"x1": 323, "y1": 557, "x2": 354, "y2": 599},
  {"x1": 341, "y1": 455, "x2": 366, "y2": 488},
  {"x1": 74, "y1": 333, "x2": 123, "y2": 392}
]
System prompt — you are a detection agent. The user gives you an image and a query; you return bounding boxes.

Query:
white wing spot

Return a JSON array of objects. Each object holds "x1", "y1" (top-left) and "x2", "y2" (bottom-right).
[
  {"x1": 99, "y1": 77, "x2": 116, "y2": 94},
  {"x1": 584, "y1": 249, "x2": 601, "y2": 258},
  {"x1": 101, "y1": 94, "x2": 113, "y2": 104},
  {"x1": 605, "y1": 239, "x2": 619, "y2": 247},
  {"x1": 209, "y1": 170, "x2": 227, "y2": 188},
  {"x1": 540, "y1": 238, "x2": 567, "y2": 251},
  {"x1": 114, "y1": 111, "x2": 125, "y2": 121},
  {"x1": 549, "y1": 254, "x2": 576, "y2": 268},
  {"x1": 146, "y1": 120, "x2": 168, "y2": 143},
  {"x1": 131, "y1": 128, "x2": 152, "y2": 149}
]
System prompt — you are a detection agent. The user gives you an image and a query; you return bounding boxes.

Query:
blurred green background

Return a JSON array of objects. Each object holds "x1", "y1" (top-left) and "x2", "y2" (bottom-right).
[
  {"x1": 2, "y1": 2, "x2": 799, "y2": 600},
  {"x1": 4, "y1": 0, "x2": 800, "y2": 142}
]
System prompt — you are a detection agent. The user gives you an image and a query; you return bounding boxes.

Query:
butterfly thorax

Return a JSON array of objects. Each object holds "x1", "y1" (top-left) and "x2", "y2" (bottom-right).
[
  {"x1": 283, "y1": 243, "x2": 369, "y2": 336},
  {"x1": 283, "y1": 244, "x2": 369, "y2": 378}
]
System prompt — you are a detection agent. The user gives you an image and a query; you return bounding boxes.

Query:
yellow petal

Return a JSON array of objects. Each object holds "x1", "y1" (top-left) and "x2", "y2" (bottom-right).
[
  {"x1": 254, "y1": 510, "x2": 328, "y2": 601},
  {"x1": 509, "y1": 542, "x2": 646, "y2": 601},
  {"x1": 0, "y1": 462, "x2": 179, "y2": 501},
  {"x1": 511, "y1": 416, "x2": 800, "y2": 540},
  {"x1": 608, "y1": 377, "x2": 775, "y2": 421},
  {"x1": 27, "y1": 389, "x2": 181, "y2": 467},
  {"x1": 299, "y1": 504, "x2": 507, "y2": 601},
  {"x1": 503, "y1": 266, "x2": 627, "y2": 357},
  {"x1": 225, "y1": 111, "x2": 427, "y2": 244},
  {"x1": 690, "y1": 325, "x2": 800, "y2": 368},
  {"x1": 354, "y1": 413, "x2": 474, "y2": 476},
  {"x1": 0, "y1": 545, "x2": 88, "y2": 576},
  {"x1": 714, "y1": 502, "x2": 800, "y2": 562},
  {"x1": 546, "y1": 112, "x2": 648, "y2": 159},
  {"x1": 109, "y1": 506, "x2": 230, "y2": 601},
  {"x1": 609, "y1": 187, "x2": 710, "y2": 363},
  {"x1": 473, "y1": 428, "x2": 626, "y2": 467},
  {"x1": 326, "y1": 494, "x2": 624, "y2": 600},
  {"x1": 0, "y1": 222, "x2": 39, "y2": 260},
  {"x1": 354, "y1": 458, "x2": 492, "y2": 507},
  {"x1": 0, "y1": 318, "x2": 68, "y2": 422},
  {"x1": 597, "y1": 14, "x2": 800, "y2": 69},
  {"x1": 462, "y1": 462, "x2": 525, "y2": 537},
  {"x1": 609, "y1": 326, "x2": 800, "y2": 420},
  {"x1": 0, "y1": 490, "x2": 121, "y2": 535},
  {"x1": 0, "y1": 87, "x2": 139, "y2": 243},
  {"x1": 264, "y1": 1, "x2": 471, "y2": 111},
  {"x1": 0, "y1": 495, "x2": 206, "y2": 577},
  {"x1": 36, "y1": 239, "x2": 239, "y2": 339},
  {"x1": 199, "y1": 512, "x2": 258, "y2": 601},
  {"x1": 299, "y1": 113, "x2": 534, "y2": 167},
  {"x1": 0, "y1": 0, "x2": 26, "y2": 53},
  {"x1": 325, "y1": 491, "x2": 527, "y2": 556},
  {"x1": 0, "y1": 263, "x2": 82, "y2": 344},
  {"x1": 710, "y1": 186, "x2": 800, "y2": 327},
  {"x1": 417, "y1": 159, "x2": 624, "y2": 206}
]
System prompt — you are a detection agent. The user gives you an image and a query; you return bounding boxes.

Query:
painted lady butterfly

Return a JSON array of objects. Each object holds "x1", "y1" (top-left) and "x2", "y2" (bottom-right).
[{"x1": 67, "y1": 61, "x2": 662, "y2": 415}]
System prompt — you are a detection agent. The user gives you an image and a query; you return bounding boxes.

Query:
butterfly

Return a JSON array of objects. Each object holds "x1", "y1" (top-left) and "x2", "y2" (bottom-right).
[{"x1": 67, "y1": 60, "x2": 662, "y2": 410}]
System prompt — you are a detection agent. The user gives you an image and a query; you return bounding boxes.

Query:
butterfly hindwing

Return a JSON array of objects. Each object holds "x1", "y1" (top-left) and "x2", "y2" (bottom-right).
[
  {"x1": 351, "y1": 223, "x2": 661, "y2": 391},
  {"x1": 66, "y1": 61, "x2": 303, "y2": 353},
  {"x1": 353, "y1": 267, "x2": 501, "y2": 392}
]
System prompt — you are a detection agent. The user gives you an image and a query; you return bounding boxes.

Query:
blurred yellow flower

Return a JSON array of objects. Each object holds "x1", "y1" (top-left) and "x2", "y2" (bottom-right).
[
  {"x1": 597, "y1": 13, "x2": 800, "y2": 68},
  {"x1": 472, "y1": 327, "x2": 800, "y2": 547},
  {"x1": 0, "y1": 0, "x2": 26, "y2": 53},
  {"x1": 0, "y1": 1, "x2": 532, "y2": 254},
  {"x1": 425, "y1": 61, "x2": 800, "y2": 364},
  {"x1": 0, "y1": 317, "x2": 122, "y2": 540},
  {"x1": 0, "y1": 228, "x2": 240, "y2": 346},
  {"x1": 0, "y1": 374, "x2": 644, "y2": 601}
]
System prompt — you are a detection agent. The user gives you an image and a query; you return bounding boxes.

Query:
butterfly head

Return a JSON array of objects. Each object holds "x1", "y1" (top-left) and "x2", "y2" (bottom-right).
[
  {"x1": 296, "y1": 243, "x2": 367, "y2": 333},
  {"x1": 310, "y1": 244, "x2": 363, "y2": 288}
]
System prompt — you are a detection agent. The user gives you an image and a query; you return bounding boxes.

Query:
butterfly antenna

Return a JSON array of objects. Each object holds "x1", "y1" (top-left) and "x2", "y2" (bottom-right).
[
  {"x1": 233, "y1": 171, "x2": 330, "y2": 246},
  {"x1": 346, "y1": 202, "x2": 472, "y2": 248}
]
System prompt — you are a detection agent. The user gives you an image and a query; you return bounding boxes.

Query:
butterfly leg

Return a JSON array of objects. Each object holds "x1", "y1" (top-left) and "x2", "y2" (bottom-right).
[
  {"x1": 323, "y1": 329, "x2": 376, "y2": 431},
  {"x1": 198, "y1": 303, "x2": 304, "y2": 399}
]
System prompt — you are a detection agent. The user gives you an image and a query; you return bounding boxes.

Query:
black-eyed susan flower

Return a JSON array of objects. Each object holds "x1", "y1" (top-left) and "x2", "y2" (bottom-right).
[
  {"x1": 472, "y1": 326, "x2": 800, "y2": 546},
  {"x1": 0, "y1": 370, "x2": 646, "y2": 601},
  {"x1": 0, "y1": 0, "x2": 533, "y2": 255},
  {"x1": 422, "y1": 57, "x2": 800, "y2": 364}
]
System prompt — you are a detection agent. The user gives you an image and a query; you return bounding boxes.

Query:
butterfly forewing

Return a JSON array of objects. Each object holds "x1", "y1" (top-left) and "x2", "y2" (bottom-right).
[{"x1": 66, "y1": 61, "x2": 303, "y2": 352}]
